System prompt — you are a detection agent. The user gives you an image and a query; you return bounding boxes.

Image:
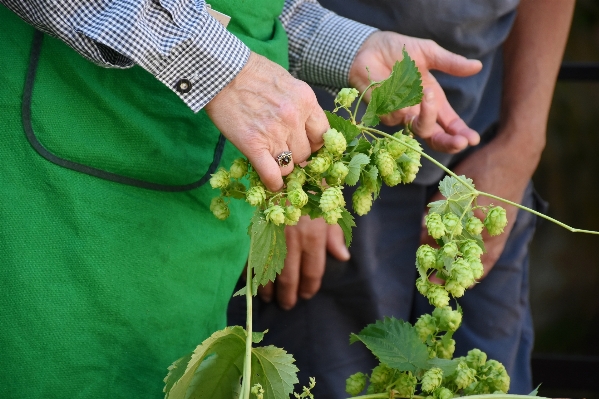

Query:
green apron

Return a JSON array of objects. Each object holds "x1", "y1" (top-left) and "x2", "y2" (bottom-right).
[{"x1": 0, "y1": 2, "x2": 287, "y2": 397}]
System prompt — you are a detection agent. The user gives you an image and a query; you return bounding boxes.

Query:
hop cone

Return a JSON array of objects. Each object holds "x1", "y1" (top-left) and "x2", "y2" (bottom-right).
[
  {"x1": 323, "y1": 128, "x2": 347, "y2": 156},
  {"x1": 336, "y1": 87, "x2": 359, "y2": 109},
  {"x1": 264, "y1": 205, "x2": 285, "y2": 225},
  {"x1": 484, "y1": 206, "x2": 508, "y2": 236},
  {"x1": 323, "y1": 207, "x2": 343, "y2": 225},
  {"x1": 210, "y1": 197, "x2": 229, "y2": 220},
  {"x1": 209, "y1": 168, "x2": 230, "y2": 189},
  {"x1": 415, "y1": 314, "x2": 437, "y2": 342},
  {"x1": 433, "y1": 306, "x2": 462, "y2": 332},
  {"x1": 320, "y1": 187, "x2": 345, "y2": 212},
  {"x1": 465, "y1": 215, "x2": 484, "y2": 235},
  {"x1": 425, "y1": 213, "x2": 446, "y2": 239},
  {"x1": 229, "y1": 158, "x2": 248, "y2": 179},
  {"x1": 345, "y1": 372, "x2": 366, "y2": 396},
  {"x1": 442, "y1": 213, "x2": 463, "y2": 236},
  {"x1": 421, "y1": 368, "x2": 443, "y2": 392},
  {"x1": 284, "y1": 206, "x2": 302, "y2": 226},
  {"x1": 288, "y1": 189, "x2": 308, "y2": 208},
  {"x1": 246, "y1": 186, "x2": 266, "y2": 207},
  {"x1": 375, "y1": 149, "x2": 396, "y2": 177},
  {"x1": 352, "y1": 186, "x2": 373, "y2": 216}
]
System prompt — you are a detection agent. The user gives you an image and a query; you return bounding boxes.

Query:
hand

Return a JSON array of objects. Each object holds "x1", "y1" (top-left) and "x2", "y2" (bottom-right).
[
  {"x1": 350, "y1": 31, "x2": 482, "y2": 154},
  {"x1": 258, "y1": 216, "x2": 350, "y2": 309},
  {"x1": 205, "y1": 52, "x2": 329, "y2": 191},
  {"x1": 421, "y1": 136, "x2": 533, "y2": 280}
]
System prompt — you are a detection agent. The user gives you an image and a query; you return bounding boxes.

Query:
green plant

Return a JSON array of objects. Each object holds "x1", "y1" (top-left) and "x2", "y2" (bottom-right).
[{"x1": 163, "y1": 49, "x2": 598, "y2": 399}]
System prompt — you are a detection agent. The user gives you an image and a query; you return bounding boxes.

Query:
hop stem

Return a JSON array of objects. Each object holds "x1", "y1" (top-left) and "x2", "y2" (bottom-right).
[
  {"x1": 361, "y1": 126, "x2": 599, "y2": 235},
  {"x1": 239, "y1": 265, "x2": 254, "y2": 399}
]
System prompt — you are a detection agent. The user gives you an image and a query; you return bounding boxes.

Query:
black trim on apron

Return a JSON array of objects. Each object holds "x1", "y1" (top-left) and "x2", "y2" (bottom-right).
[{"x1": 22, "y1": 30, "x2": 225, "y2": 192}]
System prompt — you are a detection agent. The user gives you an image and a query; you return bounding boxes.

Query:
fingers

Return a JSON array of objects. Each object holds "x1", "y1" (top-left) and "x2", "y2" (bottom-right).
[
  {"x1": 249, "y1": 151, "x2": 286, "y2": 191},
  {"x1": 423, "y1": 40, "x2": 483, "y2": 77},
  {"x1": 303, "y1": 89, "x2": 328, "y2": 152},
  {"x1": 326, "y1": 224, "x2": 351, "y2": 261}
]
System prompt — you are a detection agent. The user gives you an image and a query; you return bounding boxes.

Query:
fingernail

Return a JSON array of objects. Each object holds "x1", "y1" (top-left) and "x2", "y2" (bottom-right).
[
  {"x1": 425, "y1": 90, "x2": 434, "y2": 101},
  {"x1": 262, "y1": 295, "x2": 272, "y2": 303}
]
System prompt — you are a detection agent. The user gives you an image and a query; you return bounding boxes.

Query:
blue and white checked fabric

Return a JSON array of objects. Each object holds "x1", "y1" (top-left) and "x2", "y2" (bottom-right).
[{"x1": 1, "y1": 0, "x2": 376, "y2": 112}]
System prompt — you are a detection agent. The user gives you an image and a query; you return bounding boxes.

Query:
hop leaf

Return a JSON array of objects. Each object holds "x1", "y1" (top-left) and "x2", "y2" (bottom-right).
[
  {"x1": 264, "y1": 205, "x2": 285, "y2": 226},
  {"x1": 425, "y1": 213, "x2": 446, "y2": 239},
  {"x1": 352, "y1": 186, "x2": 373, "y2": 216},
  {"x1": 484, "y1": 206, "x2": 508, "y2": 236},
  {"x1": 465, "y1": 216, "x2": 484, "y2": 236},
  {"x1": 320, "y1": 187, "x2": 345, "y2": 212},
  {"x1": 336, "y1": 87, "x2": 360, "y2": 109},
  {"x1": 246, "y1": 186, "x2": 267, "y2": 207},
  {"x1": 432, "y1": 306, "x2": 462, "y2": 332},
  {"x1": 209, "y1": 168, "x2": 230, "y2": 189},
  {"x1": 210, "y1": 197, "x2": 230, "y2": 220},
  {"x1": 442, "y1": 213, "x2": 463, "y2": 236},
  {"x1": 288, "y1": 189, "x2": 309, "y2": 208},
  {"x1": 229, "y1": 158, "x2": 248, "y2": 179},
  {"x1": 345, "y1": 372, "x2": 367, "y2": 396},
  {"x1": 375, "y1": 149, "x2": 396, "y2": 177},
  {"x1": 323, "y1": 128, "x2": 347, "y2": 156},
  {"x1": 421, "y1": 368, "x2": 443, "y2": 392}
]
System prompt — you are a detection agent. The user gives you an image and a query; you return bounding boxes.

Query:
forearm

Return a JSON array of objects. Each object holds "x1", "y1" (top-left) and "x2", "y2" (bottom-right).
[
  {"x1": 281, "y1": 0, "x2": 376, "y2": 89},
  {"x1": 496, "y1": 0, "x2": 575, "y2": 173},
  {"x1": 0, "y1": 0, "x2": 249, "y2": 112}
]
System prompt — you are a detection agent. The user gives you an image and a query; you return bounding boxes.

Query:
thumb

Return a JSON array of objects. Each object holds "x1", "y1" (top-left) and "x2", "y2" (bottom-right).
[{"x1": 425, "y1": 43, "x2": 482, "y2": 77}]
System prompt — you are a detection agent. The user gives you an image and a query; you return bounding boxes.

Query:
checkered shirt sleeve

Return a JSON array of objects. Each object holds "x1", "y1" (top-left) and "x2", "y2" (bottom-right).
[
  {"x1": 1, "y1": 0, "x2": 376, "y2": 111},
  {"x1": 281, "y1": 0, "x2": 377, "y2": 90}
]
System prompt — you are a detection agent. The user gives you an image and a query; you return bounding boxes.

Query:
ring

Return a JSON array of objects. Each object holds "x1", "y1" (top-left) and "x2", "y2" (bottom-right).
[{"x1": 276, "y1": 151, "x2": 293, "y2": 167}]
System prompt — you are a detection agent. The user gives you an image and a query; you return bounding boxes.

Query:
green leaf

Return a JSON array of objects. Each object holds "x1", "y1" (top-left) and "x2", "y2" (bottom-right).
[
  {"x1": 164, "y1": 327, "x2": 300, "y2": 399},
  {"x1": 252, "y1": 330, "x2": 267, "y2": 344},
  {"x1": 251, "y1": 346, "x2": 299, "y2": 399},
  {"x1": 350, "y1": 138, "x2": 372, "y2": 156},
  {"x1": 249, "y1": 211, "x2": 287, "y2": 294},
  {"x1": 346, "y1": 153, "x2": 370, "y2": 186},
  {"x1": 338, "y1": 209, "x2": 356, "y2": 247},
  {"x1": 438, "y1": 175, "x2": 476, "y2": 201},
  {"x1": 164, "y1": 326, "x2": 247, "y2": 399},
  {"x1": 529, "y1": 384, "x2": 541, "y2": 396},
  {"x1": 325, "y1": 110, "x2": 362, "y2": 143},
  {"x1": 361, "y1": 165, "x2": 382, "y2": 198},
  {"x1": 349, "y1": 317, "x2": 430, "y2": 372},
  {"x1": 362, "y1": 49, "x2": 423, "y2": 126}
]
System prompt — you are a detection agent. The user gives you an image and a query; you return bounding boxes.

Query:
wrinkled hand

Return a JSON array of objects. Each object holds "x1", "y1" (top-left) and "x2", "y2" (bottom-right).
[
  {"x1": 350, "y1": 31, "x2": 482, "y2": 154},
  {"x1": 258, "y1": 216, "x2": 350, "y2": 309},
  {"x1": 421, "y1": 139, "x2": 530, "y2": 281},
  {"x1": 205, "y1": 52, "x2": 329, "y2": 191}
]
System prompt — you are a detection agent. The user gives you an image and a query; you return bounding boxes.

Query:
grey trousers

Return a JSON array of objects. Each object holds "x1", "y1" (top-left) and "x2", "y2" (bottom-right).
[{"x1": 228, "y1": 181, "x2": 541, "y2": 398}]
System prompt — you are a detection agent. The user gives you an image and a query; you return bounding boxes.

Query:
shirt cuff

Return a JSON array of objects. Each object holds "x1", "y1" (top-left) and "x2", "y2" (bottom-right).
[
  {"x1": 152, "y1": 13, "x2": 250, "y2": 112},
  {"x1": 296, "y1": 10, "x2": 377, "y2": 89}
]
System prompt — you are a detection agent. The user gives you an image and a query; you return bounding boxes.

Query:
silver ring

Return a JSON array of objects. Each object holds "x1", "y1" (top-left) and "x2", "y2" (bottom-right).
[{"x1": 276, "y1": 151, "x2": 293, "y2": 167}]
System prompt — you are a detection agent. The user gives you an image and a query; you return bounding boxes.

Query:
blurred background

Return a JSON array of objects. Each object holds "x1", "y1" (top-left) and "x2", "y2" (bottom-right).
[{"x1": 529, "y1": 0, "x2": 599, "y2": 397}]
